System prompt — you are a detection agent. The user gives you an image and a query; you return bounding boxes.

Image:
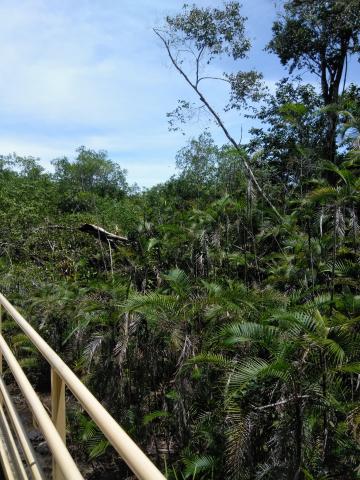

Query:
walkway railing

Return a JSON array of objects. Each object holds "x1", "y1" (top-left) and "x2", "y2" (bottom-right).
[{"x1": 0, "y1": 292, "x2": 166, "y2": 480}]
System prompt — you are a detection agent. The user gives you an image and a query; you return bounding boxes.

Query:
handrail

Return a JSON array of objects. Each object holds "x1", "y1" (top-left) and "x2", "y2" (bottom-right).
[
  {"x1": 0, "y1": 400, "x2": 28, "y2": 479},
  {"x1": 0, "y1": 293, "x2": 166, "y2": 480},
  {"x1": 0, "y1": 375, "x2": 45, "y2": 480},
  {"x1": 0, "y1": 335, "x2": 83, "y2": 480}
]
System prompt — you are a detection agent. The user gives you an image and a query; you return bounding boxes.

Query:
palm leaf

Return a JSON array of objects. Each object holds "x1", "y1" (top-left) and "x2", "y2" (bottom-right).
[
  {"x1": 183, "y1": 455, "x2": 215, "y2": 479},
  {"x1": 229, "y1": 358, "x2": 270, "y2": 389},
  {"x1": 188, "y1": 353, "x2": 233, "y2": 370},
  {"x1": 143, "y1": 410, "x2": 169, "y2": 426},
  {"x1": 163, "y1": 268, "x2": 191, "y2": 295},
  {"x1": 221, "y1": 322, "x2": 279, "y2": 345}
]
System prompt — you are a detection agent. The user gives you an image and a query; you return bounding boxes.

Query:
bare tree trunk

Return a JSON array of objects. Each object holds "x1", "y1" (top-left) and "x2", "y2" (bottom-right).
[{"x1": 154, "y1": 29, "x2": 282, "y2": 221}]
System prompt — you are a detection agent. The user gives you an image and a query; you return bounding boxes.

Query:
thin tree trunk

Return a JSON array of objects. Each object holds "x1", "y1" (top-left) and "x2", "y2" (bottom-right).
[
  {"x1": 293, "y1": 397, "x2": 303, "y2": 480},
  {"x1": 307, "y1": 219, "x2": 315, "y2": 293},
  {"x1": 154, "y1": 29, "x2": 282, "y2": 221},
  {"x1": 331, "y1": 205, "x2": 338, "y2": 304}
]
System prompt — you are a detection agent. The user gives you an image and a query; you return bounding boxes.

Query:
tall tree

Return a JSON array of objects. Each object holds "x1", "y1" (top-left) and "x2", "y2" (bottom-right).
[
  {"x1": 53, "y1": 147, "x2": 128, "y2": 198},
  {"x1": 155, "y1": 3, "x2": 282, "y2": 220},
  {"x1": 267, "y1": 0, "x2": 360, "y2": 163}
]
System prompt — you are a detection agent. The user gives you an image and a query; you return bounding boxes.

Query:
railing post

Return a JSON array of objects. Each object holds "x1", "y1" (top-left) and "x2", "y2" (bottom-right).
[{"x1": 51, "y1": 368, "x2": 66, "y2": 480}]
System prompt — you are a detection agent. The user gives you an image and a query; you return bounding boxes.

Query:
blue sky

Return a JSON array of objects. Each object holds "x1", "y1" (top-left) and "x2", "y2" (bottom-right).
[{"x1": 0, "y1": 1, "x2": 358, "y2": 187}]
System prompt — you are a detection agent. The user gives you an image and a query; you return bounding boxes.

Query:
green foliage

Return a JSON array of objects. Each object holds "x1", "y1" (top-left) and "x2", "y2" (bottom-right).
[
  {"x1": 0, "y1": 2, "x2": 359, "y2": 479},
  {"x1": 143, "y1": 410, "x2": 170, "y2": 426},
  {"x1": 53, "y1": 146, "x2": 128, "y2": 199},
  {"x1": 267, "y1": 0, "x2": 360, "y2": 77},
  {"x1": 166, "y1": 2, "x2": 250, "y2": 61},
  {"x1": 74, "y1": 411, "x2": 110, "y2": 459}
]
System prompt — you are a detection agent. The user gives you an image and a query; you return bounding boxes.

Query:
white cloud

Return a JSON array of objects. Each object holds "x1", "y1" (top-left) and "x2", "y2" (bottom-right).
[
  {"x1": 0, "y1": 0, "x2": 186, "y2": 125},
  {"x1": 2, "y1": 0, "x2": 355, "y2": 186}
]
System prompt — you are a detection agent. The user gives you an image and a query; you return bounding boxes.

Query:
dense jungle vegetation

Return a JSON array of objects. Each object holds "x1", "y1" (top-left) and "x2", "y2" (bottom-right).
[{"x1": 0, "y1": 1, "x2": 359, "y2": 479}]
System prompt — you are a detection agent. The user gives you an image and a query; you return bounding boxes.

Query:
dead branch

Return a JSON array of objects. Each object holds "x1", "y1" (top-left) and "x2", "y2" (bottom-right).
[
  {"x1": 79, "y1": 224, "x2": 129, "y2": 246},
  {"x1": 254, "y1": 395, "x2": 311, "y2": 411}
]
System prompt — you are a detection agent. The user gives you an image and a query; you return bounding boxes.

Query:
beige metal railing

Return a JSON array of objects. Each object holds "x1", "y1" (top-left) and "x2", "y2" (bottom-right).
[{"x1": 0, "y1": 293, "x2": 166, "y2": 480}]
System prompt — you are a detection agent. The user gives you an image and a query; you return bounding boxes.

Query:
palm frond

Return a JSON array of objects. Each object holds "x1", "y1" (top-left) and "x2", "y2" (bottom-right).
[
  {"x1": 163, "y1": 268, "x2": 191, "y2": 295},
  {"x1": 306, "y1": 186, "x2": 338, "y2": 204},
  {"x1": 183, "y1": 455, "x2": 215, "y2": 479},
  {"x1": 229, "y1": 358, "x2": 270, "y2": 390},
  {"x1": 188, "y1": 353, "x2": 233, "y2": 370},
  {"x1": 221, "y1": 322, "x2": 279, "y2": 345},
  {"x1": 143, "y1": 410, "x2": 169, "y2": 426}
]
